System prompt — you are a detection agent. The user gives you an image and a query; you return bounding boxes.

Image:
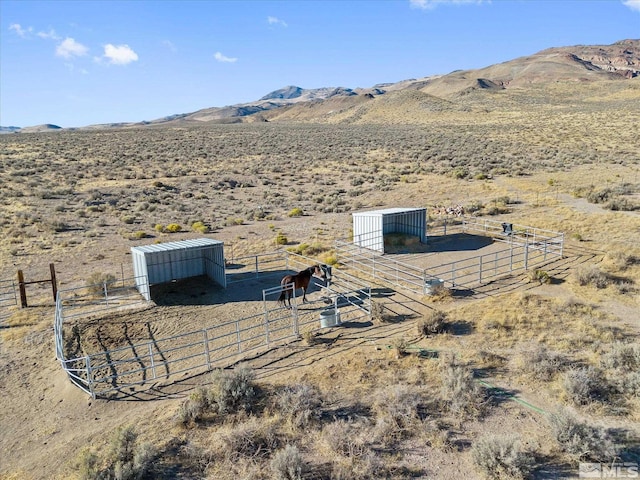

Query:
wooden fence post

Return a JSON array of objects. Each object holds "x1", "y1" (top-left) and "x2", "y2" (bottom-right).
[
  {"x1": 17, "y1": 270, "x2": 27, "y2": 308},
  {"x1": 50, "y1": 263, "x2": 58, "y2": 301}
]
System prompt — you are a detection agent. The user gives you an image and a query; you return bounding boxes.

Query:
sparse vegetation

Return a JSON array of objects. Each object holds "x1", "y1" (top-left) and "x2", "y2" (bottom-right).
[{"x1": 471, "y1": 435, "x2": 533, "y2": 479}]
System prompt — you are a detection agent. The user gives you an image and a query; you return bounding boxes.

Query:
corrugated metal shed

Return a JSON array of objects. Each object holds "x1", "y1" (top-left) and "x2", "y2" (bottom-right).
[
  {"x1": 131, "y1": 238, "x2": 226, "y2": 300},
  {"x1": 352, "y1": 207, "x2": 427, "y2": 253}
]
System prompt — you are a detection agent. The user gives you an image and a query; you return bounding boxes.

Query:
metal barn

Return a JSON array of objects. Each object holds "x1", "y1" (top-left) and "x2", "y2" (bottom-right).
[
  {"x1": 131, "y1": 238, "x2": 226, "y2": 301},
  {"x1": 352, "y1": 207, "x2": 427, "y2": 253}
]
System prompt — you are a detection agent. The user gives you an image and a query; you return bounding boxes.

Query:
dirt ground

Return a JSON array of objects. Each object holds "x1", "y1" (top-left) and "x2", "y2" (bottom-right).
[{"x1": 1, "y1": 167, "x2": 639, "y2": 480}]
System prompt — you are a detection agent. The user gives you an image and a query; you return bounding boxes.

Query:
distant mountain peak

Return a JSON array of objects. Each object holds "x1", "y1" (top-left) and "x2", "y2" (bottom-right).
[{"x1": 260, "y1": 86, "x2": 304, "y2": 100}]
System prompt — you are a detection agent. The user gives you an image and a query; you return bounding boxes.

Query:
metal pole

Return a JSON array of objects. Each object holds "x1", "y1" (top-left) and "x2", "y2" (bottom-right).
[
  {"x1": 202, "y1": 330, "x2": 211, "y2": 370},
  {"x1": 86, "y1": 355, "x2": 96, "y2": 399},
  {"x1": 524, "y1": 241, "x2": 529, "y2": 270},
  {"x1": 149, "y1": 343, "x2": 157, "y2": 379},
  {"x1": 103, "y1": 281, "x2": 109, "y2": 306},
  {"x1": 50, "y1": 263, "x2": 58, "y2": 302},
  {"x1": 479, "y1": 256, "x2": 483, "y2": 283}
]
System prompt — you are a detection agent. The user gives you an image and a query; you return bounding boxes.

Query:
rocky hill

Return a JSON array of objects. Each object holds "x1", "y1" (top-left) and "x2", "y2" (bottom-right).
[{"x1": 4, "y1": 39, "x2": 638, "y2": 131}]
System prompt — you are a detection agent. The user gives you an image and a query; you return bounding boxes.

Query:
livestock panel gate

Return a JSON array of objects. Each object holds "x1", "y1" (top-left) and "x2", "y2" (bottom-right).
[
  {"x1": 131, "y1": 238, "x2": 226, "y2": 300},
  {"x1": 352, "y1": 207, "x2": 427, "y2": 253}
]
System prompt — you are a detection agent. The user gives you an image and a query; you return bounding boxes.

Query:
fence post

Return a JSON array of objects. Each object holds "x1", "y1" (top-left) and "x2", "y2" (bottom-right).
[
  {"x1": 494, "y1": 252, "x2": 498, "y2": 277},
  {"x1": 510, "y1": 242, "x2": 514, "y2": 272},
  {"x1": 149, "y1": 343, "x2": 157, "y2": 379},
  {"x1": 202, "y1": 330, "x2": 211, "y2": 370},
  {"x1": 443, "y1": 218, "x2": 447, "y2": 236},
  {"x1": 17, "y1": 270, "x2": 27, "y2": 308},
  {"x1": 451, "y1": 263, "x2": 455, "y2": 287},
  {"x1": 85, "y1": 355, "x2": 96, "y2": 399},
  {"x1": 49, "y1": 263, "x2": 58, "y2": 302},
  {"x1": 103, "y1": 281, "x2": 109, "y2": 306},
  {"x1": 524, "y1": 241, "x2": 529, "y2": 270},
  {"x1": 478, "y1": 256, "x2": 483, "y2": 283},
  {"x1": 255, "y1": 255, "x2": 259, "y2": 278}
]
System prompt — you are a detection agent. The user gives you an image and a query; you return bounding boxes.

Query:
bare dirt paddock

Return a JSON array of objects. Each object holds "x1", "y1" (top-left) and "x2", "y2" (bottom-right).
[{"x1": 59, "y1": 271, "x2": 370, "y2": 399}]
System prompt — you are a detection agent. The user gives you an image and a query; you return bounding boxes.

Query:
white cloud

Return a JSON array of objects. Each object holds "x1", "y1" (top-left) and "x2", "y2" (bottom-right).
[
  {"x1": 267, "y1": 16, "x2": 288, "y2": 27},
  {"x1": 56, "y1": 37, "x2": 88, "y2": 58},
  {"x1": 9, "y1": 23, "x2": 32, "y2": 37},
  {"x1": 214, "y1": 51, "x2": 237, "y2": 63},
  {"x1": 410, "y1": 0, "x2": 487, "y2": 9},
  {"x1": 37, "y1": 28, "x2": 60, "y2": 40},
  {"x1": 622, "y1": 0, "x2": 640, "y2": 12},
  {"x1": 103, "y1": 44, "x2": 139, "y2": 65}
]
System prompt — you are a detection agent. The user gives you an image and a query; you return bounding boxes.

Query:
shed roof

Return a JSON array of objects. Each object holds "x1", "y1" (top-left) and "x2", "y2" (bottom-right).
[
  {"x1": 353, "y1": 207, "x2": 426, "y2": 217},
  {"x1": 131, "y1": 238, "x2": 223, "y2": 255}
]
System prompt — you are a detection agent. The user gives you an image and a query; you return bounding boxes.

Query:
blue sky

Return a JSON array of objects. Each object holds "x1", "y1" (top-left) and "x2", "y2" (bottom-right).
[{"x1": 1, "y1": 0, "x2": 638, "y2": 128}]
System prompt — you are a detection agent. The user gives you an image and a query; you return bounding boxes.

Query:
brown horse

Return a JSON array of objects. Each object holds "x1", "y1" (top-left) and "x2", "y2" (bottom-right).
[{"x1": 278, "y1": 264, "x2": 330, "y2": 308}]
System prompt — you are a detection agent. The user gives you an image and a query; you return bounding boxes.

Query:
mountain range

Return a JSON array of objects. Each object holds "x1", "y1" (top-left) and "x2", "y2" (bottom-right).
[{"x1": 3, "y1": 39, "x2": 638, "y2": 132}]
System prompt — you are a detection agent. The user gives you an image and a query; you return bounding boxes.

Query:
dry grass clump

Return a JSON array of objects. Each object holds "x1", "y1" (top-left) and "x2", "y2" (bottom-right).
[
  {"x1": 605, "y1": 250, "x2": 640, "y2": 271},
  {"x1": 85, "y1": 272, "x2": 117, "y2": 295},
  {"x1": 270, "y1": 444, "x2": 305, "y2": 480},
  {"x1": 573, "y1": 264, "x2": 609, "y2": 289},
  {"x1": 511, "y1": 343, "x2": 568, "y2": 382},
  {"x1": 440, "y1": 357, "x2": 487, "y2": 419},
  {"x1": 370, "y1": 384, "x2": 422, "y2": 444},
  {"x1": 548, "y1": 408, "x2": 616, "y2": 462},
  {"x1": 416, "y1": 309, "x2": 448, "y2": 335},
  {"x1": 176, "y1": 365, "x2": 258, "y2": 426},
  {"x1": 561, "y1": 367, "x2": 609, "y2": 406},
  {"x1": 213, "y1": 416, "x2": 280, "y2": 461},
  {"x1": 76, "y1": 425, "x2": 155, "y2": 480},
  {"x1": 272, "y1": 383, "x2": 322, "y2": 430},
  {"x1": 471, "y1": 434, "x2": 533, "y2": 480},
  {"x1": 600, "y1": 342, "x2": 640, "y2": 398}
]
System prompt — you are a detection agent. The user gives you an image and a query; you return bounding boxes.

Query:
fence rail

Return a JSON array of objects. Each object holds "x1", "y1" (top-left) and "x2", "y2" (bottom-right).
[
  {"x1": 336, "y1": 218, "x2": 564, "y2": 295},
  {"x1": 54, "y1": 254, "x2": 370, "y2": 398},
  {"x1": 0, "y1": 278, "x2": 18, "y2": 325}
]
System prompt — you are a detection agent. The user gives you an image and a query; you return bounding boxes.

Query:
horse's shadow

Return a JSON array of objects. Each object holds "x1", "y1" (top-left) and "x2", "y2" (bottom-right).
[{"x1": 150, "y1": 270, "x2": 329, "y2": 307}]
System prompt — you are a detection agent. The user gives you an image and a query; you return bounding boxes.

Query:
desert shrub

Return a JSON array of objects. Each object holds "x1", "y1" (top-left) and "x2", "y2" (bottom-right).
[
  {"x1": 562, "y1": 367, "x2": 608, "y2": 406},
  {"x1": 573, "y1": 265, "x2": 609, "y2": 288},
  {"x1": 191, "y1": 221, "x2": 209, "y2": 233},
  {"x1": 86, "y1": 272, "x2": 117, "y2": 295},
  {"x1": 548, "y1": 408, "x2": 615, "y2": 462},
  {"x1": 165, "y1": 223, "x2": 182, "y2": 233},
  {"x1": 512, "y1": 344, "x2": 567, "y2": 382},
  {"x1": 600, "y1": 342, "x2": 640, "y2": 372},
  {"x1": 605, "y1": 251, "x2": 640, "y2": 271},
  {"x1": 371, "y1": 385, "x2": 421, "y2": 443},
  {"x1": 528, "y1": 269, "x2": 551, "y2": 284},
  {"x1": 176, "y1": 387, "x2": 214, "y2": 426},
  {"x1": 270, "y1": 445, "x2": 305, "y2": 480},
  {"x1": 216, "y1": 416, "x2": 279, "y2": 460},
  {"x1": 606, "y1": 197, "x2": 639, "y2": 211},
  {"x1": 275, "y1": 232, "x2": 288, "y2": 245},
  {"x1": 330, "y1": 451, "x2": 385, "y2": 480},
  {"x1": 274, "y1": 383, "x2": 322, "y2": 429},
  {"x1": 154, "y1": 224, "x2": 164, "y2": 233},
  {"x1": 586, "y1": 188, "x2": 613, "y2": 204},
  {"x1": 131, "y1": 230, "x2": 147, "y2": 240},
  {"x1": 121, "y1": 215, "x2": 136, "y2": 225},
  {"x1": 440, "y1": 357, "x2": 486, "y2": 418},
  {"x1": 210, "y1": 365, "x2": 257, "y2": 415},
  {"x1": 320, "y1": 419, "x2": 368, "y2": 458},
  {"x1": 77, "y1": 425, "x2": 155, "y2": 480},
  {"x1": 288, "y1": 207, "x2": 303, "y2": 217},
  {"x1": 417, "y1": 310, "x2": 448, "y2": 335},
  {"x1": 471, "y1": 434, "x2": 533, "y2": 479},
  {"x1": 370, "y1": 300, "x2": 388, "y2": 323}
]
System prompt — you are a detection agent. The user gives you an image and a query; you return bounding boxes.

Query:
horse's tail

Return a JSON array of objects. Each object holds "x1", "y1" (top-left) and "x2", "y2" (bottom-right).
[{"x1": 277, "y1": 289, "x2": 286, "y2": 304}]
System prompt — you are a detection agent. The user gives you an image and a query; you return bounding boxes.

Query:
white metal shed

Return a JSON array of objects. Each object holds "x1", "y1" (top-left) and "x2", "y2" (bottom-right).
[
  {"x1": 352, "y1": 207, "x2": 427, "y2": 253},
  {"x1": 131, "y1": 238, "x2": 226, "y2": 301}
]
